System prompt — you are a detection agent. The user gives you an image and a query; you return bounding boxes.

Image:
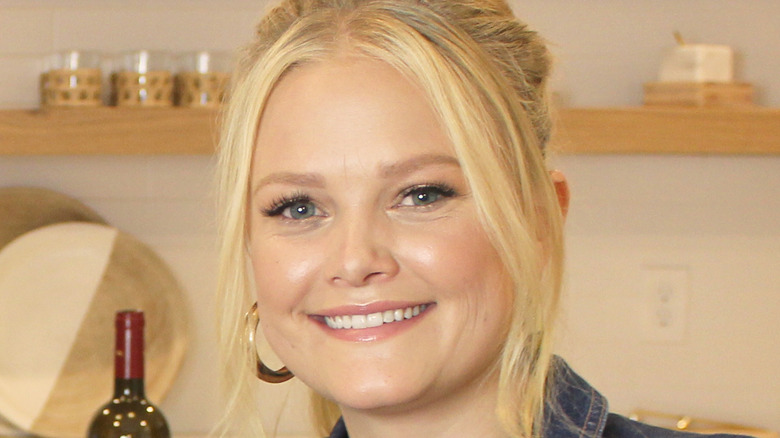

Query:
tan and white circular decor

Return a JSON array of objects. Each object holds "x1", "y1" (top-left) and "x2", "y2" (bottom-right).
[
  {"x1": 0, "y1": 222, "x2": 188, "y2": 437},
  {"x1": 0, "y1": 186, "x2": 107, "y2": 250}
]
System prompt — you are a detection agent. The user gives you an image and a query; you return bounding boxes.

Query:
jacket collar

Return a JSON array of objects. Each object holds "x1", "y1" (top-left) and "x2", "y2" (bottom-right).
[
  {"x1": 328, "y1": 356, "x2": 609, "y2": 438},
  {"x1": 544, "y1": 356, "x2": 610, "y2": 438}
]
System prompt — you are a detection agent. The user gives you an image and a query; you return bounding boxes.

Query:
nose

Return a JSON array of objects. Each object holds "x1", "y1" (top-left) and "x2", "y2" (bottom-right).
[{"x1": 326, "y1": 212, "x2": 400, "y2": 288}]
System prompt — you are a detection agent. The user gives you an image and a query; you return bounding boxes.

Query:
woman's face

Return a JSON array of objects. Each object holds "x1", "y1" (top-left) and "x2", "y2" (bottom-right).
[{"x1": 249, "y1": 57, "x2": 512, "y2": 414}]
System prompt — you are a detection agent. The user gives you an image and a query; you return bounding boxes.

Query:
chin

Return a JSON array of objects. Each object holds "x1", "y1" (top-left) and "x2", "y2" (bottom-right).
[{"x1": 319, "y1": 376, "x2": 431, "y2": 413}]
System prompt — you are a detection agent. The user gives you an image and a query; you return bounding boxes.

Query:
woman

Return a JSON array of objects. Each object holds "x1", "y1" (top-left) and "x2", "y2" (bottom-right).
[{"x1": 215, "y1": 1, "x2": 744, "y2": 438}]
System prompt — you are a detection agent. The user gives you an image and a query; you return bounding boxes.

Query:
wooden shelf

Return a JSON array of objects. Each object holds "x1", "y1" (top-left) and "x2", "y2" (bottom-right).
[
  {"x1": 0, "y1": 107, "x2": 218, "y2": 155},
  {"x1": 553, "y1": 107, "x2": 780, "y2": 155},
  {"x1": 1, "y1": 106, "x2": 778, "y2": 155}
]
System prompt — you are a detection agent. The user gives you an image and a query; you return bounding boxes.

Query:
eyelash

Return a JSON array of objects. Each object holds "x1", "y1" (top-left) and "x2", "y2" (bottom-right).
[
  {"x1": 397, "y1": 183, "x2": 458, "y2": 206},
  {"x1": 260, "y1": 183, "x2": 459, "y2": 219},
  {"x1": 262, "y1": 192, "x2": 312, "y2": 217}
]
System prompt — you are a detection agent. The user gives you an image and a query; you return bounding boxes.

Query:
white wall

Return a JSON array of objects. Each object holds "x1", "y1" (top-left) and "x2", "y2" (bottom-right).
[{"x1": 0, "y1": 1, "x2": 778, "y2": 436}]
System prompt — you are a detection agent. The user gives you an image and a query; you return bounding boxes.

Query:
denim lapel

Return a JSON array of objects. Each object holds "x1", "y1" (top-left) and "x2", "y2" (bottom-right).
[{"x1": 544, "y1": 356, "x2": 610, "y2": 438}]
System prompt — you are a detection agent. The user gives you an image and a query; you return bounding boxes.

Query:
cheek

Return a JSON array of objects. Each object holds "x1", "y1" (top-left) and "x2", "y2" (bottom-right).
[
  {"x1": 250, "y1": 241, "x2": 320, "y2": 361},
  {"x1": 403, "y1": 222, "x2": 506, "y2": 292},
  {"x1": 249, "y1": 238, "x2": 321, "y2": 309},
  {"x1": 425, "y1": 223, "x2": 511, "y2": 318}
]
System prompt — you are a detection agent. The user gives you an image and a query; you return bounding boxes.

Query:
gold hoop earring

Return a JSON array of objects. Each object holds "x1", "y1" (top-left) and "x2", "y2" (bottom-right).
[{"x1": 244, "y1": 302, "x2": 294, "y2": 383}]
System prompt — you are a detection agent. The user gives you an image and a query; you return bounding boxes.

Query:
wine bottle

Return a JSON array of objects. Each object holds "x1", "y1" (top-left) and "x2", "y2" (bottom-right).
[{"x1": 87, "y1": 310, "x2": 171, "y2": 438}]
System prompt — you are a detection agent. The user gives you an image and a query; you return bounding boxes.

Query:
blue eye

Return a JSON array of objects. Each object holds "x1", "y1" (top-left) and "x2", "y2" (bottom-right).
[
  {"x1": 399, "y1": 185, "x2": 456, "y2": 207},
  {"x1": 284, "y1": 201, "x2": 317, "y2": 219},
  {"x1": 263, "y1": 194, "x2": 321, "y2": 220}
]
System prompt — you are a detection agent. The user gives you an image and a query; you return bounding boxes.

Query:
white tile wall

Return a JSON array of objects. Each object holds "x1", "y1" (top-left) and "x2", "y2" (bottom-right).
[
  {"x1": 51, "y1": 9, "x2": 260, "y2": 52},
  {"x1": 1, "y1": 0, "x2": 779, "y2": 436},
  {"x1": 0, "y1": 9, "x2": 52, "y2": 54},
  {"x1": 554, "y1": 155, "x2": 780, "y2": 236},
  {"x1": 0, "y1": 55, "x2": 42, "y2": 109},
  {"x1": 558, "y1": 232, "x2": 780, "y2": 428}
]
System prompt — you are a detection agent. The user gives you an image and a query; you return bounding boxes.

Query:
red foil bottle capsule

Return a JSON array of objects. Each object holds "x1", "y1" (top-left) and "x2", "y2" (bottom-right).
[{"x1": 87, "y1": 310, "x2": 171, "y2": 438}]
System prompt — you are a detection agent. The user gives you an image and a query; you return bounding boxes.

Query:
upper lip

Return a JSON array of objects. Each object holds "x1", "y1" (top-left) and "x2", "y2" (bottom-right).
[{"x1": 311, "y1": 301, "x2": 434, "y2": 317}]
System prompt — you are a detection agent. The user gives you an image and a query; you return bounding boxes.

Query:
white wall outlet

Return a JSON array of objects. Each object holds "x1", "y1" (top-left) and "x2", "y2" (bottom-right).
[{"x1": 640, "y1": 266, "x2": 690, "y2": 342}]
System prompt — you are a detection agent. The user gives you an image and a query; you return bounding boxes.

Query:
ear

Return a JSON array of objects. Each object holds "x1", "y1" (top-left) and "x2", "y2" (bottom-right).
[{"x1": 550, "y1": 170, "x2": 570, "y2": 221}]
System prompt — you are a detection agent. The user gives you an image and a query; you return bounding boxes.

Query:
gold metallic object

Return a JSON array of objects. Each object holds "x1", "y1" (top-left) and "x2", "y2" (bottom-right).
[
  {"x1": 630, "y1": 409, "x2": 778, "y2": 438},
  {"x1": 244, "y1": 302, "x2": 294, "y2": 384}
]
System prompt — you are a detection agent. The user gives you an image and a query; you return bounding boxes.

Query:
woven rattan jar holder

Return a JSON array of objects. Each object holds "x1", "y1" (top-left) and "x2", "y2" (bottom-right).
[
  {"x1": 112, "y1": 71, "x2": 173, "y2": 107},
  {"x1": 175, "y1": 72, "x2": 229, "y2": 108},
  {"x1": 40, "y1": 68, "x2": 102, "y2": 107}
]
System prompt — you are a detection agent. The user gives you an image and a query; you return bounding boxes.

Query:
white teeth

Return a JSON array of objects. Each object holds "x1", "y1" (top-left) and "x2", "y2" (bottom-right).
[
  {"x1": 352, "y1": 315, "x2": 367, "y2": 329},
  {"x1": 366, "y1": 312, "x2": 383, "y2": 328},
  {"x1": 323, "y1": 304, "x2": 430, "y2": 330}
]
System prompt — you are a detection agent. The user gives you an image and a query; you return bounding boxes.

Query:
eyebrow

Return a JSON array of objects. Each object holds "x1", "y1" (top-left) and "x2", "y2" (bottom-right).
[
  {"x1": 252, "y1": 154, "x2": 460, "y2": 194},
  {"x1": 378, "y1": 154, "x2": 461, "y2": 179},
  {"x1": 252, "y1": 172, "x2": 326, "y2": 195}
]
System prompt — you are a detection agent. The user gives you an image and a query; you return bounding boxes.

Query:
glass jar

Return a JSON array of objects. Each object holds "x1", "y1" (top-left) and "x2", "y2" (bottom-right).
[
  {"x1": 112, "y1": 50, "x2": 174, "y2": 107},
  {"x1": 175, "y1": 51, "x2": 231, "y2": 108},
  {"x1": 40, "y1": 50, "x2": 102, "y2": 107}
]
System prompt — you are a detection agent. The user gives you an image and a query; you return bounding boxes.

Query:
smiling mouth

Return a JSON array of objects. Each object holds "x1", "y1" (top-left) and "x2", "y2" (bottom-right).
[{"x1": 323, "y1": 304, "x2": 431, "y2": 330}]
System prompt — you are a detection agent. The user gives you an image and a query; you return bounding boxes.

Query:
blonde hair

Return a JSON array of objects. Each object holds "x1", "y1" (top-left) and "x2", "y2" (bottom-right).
[{"x1": 215, "y1": 1, "x2": 563, "y2": 437}]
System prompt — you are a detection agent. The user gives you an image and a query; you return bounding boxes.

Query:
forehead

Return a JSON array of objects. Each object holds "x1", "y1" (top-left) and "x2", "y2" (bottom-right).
[{"x1": 252, "y1": 57, "x2": 455, "y2": 174}]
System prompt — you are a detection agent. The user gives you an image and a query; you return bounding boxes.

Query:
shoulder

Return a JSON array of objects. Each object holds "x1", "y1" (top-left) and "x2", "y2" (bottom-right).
[{"x1": 604, "y1": 413, "x2": 754, "y2": 438}]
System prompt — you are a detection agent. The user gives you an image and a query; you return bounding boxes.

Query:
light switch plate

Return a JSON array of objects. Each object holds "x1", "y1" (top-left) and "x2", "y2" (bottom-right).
[{"x1": 640, "y1": 266, "x2": 690, "y2": 343}]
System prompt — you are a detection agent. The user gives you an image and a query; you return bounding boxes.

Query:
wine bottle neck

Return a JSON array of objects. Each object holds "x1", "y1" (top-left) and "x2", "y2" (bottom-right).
[
  {"x1": 115, "y1": 311, "x2": 145, "y2": 380},
  {"x1": 113, "y1": 377, "x2": 146, "y2": 398}
]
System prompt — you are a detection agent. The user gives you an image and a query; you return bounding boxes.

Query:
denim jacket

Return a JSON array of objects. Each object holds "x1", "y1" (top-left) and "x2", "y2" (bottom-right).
[{"x1": 328, "y1": 357, "x2": 748, "y2": 438}]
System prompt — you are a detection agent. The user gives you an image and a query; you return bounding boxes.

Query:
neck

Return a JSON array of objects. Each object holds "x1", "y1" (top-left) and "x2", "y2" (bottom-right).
[
  {"x1": 113, "y1": 378, "x2": 146, "y2": 399},
  {"x1": 340, "y1": 370, "x2": 509, "y2": 438}
]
